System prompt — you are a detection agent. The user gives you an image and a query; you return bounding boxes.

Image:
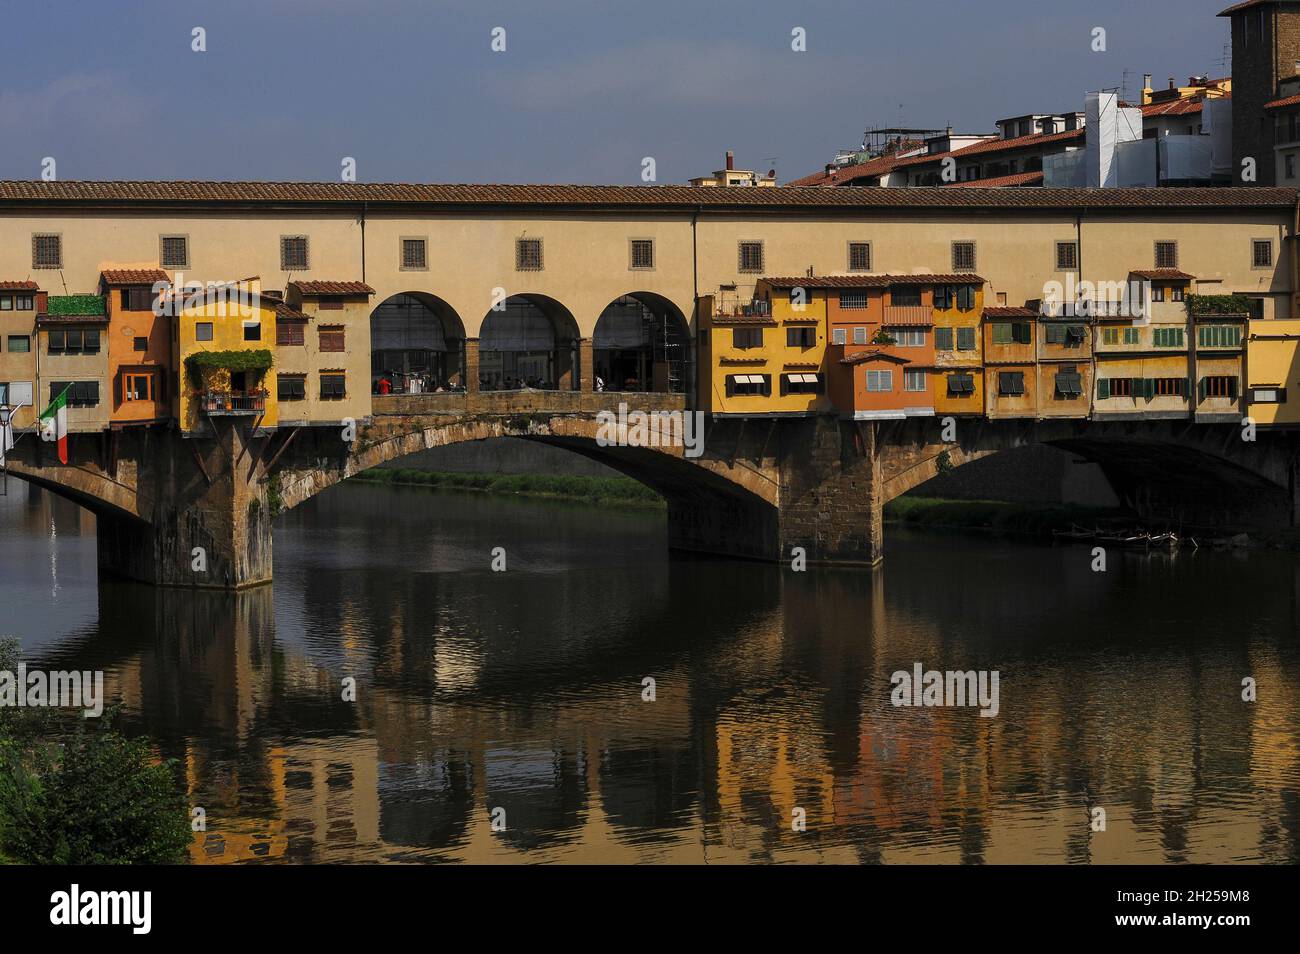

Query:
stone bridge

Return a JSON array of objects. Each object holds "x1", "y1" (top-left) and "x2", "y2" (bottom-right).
[{"x1": 5, "y1": 391, "x2": 1299, "y2": 588}]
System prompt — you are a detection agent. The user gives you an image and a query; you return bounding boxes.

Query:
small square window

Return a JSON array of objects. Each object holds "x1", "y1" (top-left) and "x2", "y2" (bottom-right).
[
  {"x1": 319, "y1": 327, "x2": 345, "y2": 352},
  {"x1": 160, "y1": 235, "x2": 189, "y2": 268},
  {"x1": 952, "y1": 241, "x2": 976, "y2": 272},
  {"x1": 277, "y1": 321, "x2": 305, "y2": 346},
  {"x1": 831, "y1": 328, "x2": 847, "y2": 345},
  {"x1": 133, "y1": 336, "x2": 148, "y2": 352},
  {"x1": 243, "y1": 323, "x2": 261, "y2": 342},
  {"x1": 280, "y1": 235, "x2": 310, "y2": 271},
  {"x1": 320, "y1": 373, "x2": 347, "y2": 399},
  {"x1": 7, "y1": 335, "x2": 30, "y2": 353},
  {"x1": 630, "y1": 239, "x2": 655, "y2": 270},
  {"x1": 853, "y1": 327, "x2": 868, "y2": 345},
  {"x1": 738, "y1": 241, "x2": 764, "y2": 273},
  {"x1": 278, "y1": 375, "x2": 307, "y2": 401},
  {"x1": 401, "y1": 237, "x2": 427, "y2": 270},
  {"x1": 848, "y1": 242, "x2": 872, "y2": 272},
  {"x1": 1055, "y1": 241, "x2": 1078, "y2": 270},
  {"x1": 1253, "y1": 239, "x2": 1274, "y2": 268},
  {"x1": 33, "y1": 233, "x2": 62, "y2": 269},
  {"x1": 195, "y1": 322, "x2": 214, "y2": 342},
  {"x1": 1154, "y1": 241, "x2": 1178, "y2": 269},
  {"x1": 516, "y1": 238, "x2": 544, "y2": 271}
]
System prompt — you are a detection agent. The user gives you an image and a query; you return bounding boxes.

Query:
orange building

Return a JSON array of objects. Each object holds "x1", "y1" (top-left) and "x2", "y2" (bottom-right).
[
  {"x1": 100, "y1": 268, "x2": 172, "y2": 427},
  {"x1": 821, "y1": 274, "x2": 977, "y2": 419}
]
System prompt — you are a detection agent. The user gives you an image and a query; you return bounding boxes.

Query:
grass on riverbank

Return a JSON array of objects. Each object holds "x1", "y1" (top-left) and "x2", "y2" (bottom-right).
[
  {"x1": 885, "y1": 495, "x2": 1130, "y2": 537},
  {"x1": 351, "y1": 468, "x2": 666, "y2": 509}
]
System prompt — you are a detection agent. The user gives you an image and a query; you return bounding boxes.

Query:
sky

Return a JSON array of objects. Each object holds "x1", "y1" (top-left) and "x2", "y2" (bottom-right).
[{"x1": 0, "y1": 0, "x2": 1235, "y2": 185}]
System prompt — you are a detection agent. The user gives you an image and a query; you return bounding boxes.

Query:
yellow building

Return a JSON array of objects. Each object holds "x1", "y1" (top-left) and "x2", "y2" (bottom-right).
[
  {"x1": 932, "y1": 282, "x2": 985, "y2": 416},
  {"x1": 171, "y1": 279, "x2": 278, "y2": 435},
  {"x1": 698, "y1": 283, "x2": 830, "y2": 417},
  {"x1": 1093, "y1": 271, "x2": 1194, "y2": 420},
  {"x1": 1246, "y1": 320, "x2": 1300, "y2": 425}
]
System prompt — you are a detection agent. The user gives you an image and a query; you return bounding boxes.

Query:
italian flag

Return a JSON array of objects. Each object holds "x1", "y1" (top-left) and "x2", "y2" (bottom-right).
[{"x1": 39, "y1": 384, "x2": 70, "y2": 464}]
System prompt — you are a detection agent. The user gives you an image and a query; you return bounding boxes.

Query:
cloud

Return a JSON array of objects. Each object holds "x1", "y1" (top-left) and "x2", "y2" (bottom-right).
[
  {"x1": 0, "y1": 72, "x2": 158, "y2": 139},
  {"x1": 487, "y1": 38, "x2": 862, "y2": 112}
]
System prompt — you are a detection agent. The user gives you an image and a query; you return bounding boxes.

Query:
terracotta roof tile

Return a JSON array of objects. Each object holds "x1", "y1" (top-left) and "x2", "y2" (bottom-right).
[
  {"x1": 274, "y1": 302, "x2": 311, "y2": 320},
  {"x1": 1142, "y1": 98, "x2": 1210, "y2": 117},
  {"x1": 762, "y1": 273, "x2": 984, "y2": 288},
  {"x1": 1130, "y1": 268, "x2": 1195, "y2": 280},
  {"x1": 947, "y1": 171, "x2": 1044, "y2": 188},
  {"x1": 840, "y1": 349, "x2": 911, "y2": 365},
  {"x1": 983, "y1": 306, "x2": 1038, "y2": 318},
  {"x1": 710, "y1": 314, "x2": 778, "y2": 326},
  {"x1": 787, "y1": 150, "x2": 920, "y2": 188},
  {"x1": 0, "y1": 280, "x2": 38, "y2": 290},
  {"x1": 1265, "y1": 93, "x2": 1300, "y2": 110},
  {"x1": 0, "y1": 180, "x2": 1293, "y2": 211},
  {"x1": 289, "y1": 280, "x2": 376, "y2": 296},
  {"x1": 101, "y1": 268, "x2": 170, "y2": 285},
  {"x1": 890, "y1": 128, "x2": 1085, "y2": 172}
]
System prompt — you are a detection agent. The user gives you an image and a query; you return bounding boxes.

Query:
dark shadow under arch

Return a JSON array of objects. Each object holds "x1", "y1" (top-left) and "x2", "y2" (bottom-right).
[
  {"x1": 478, "y1": 294, "x2": 581, "y2": 392},
  {"x1": 371, "y1": 292, "x2": 468, "y2": 395},
  {"x1": 593, "y1": 292, "x2": 690, "y2": 395}
]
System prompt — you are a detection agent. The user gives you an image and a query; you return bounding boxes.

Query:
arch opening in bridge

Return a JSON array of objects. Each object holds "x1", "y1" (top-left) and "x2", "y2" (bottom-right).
[
  {"x1": 370, "y1": 292, "x2": 467, "y2": 395},
  {"x1": 592, "y1": 293, "x2": 689, "y2": 394},
  {"x1": 478, "y1": 295, "x2": 580, "y2": 392}
]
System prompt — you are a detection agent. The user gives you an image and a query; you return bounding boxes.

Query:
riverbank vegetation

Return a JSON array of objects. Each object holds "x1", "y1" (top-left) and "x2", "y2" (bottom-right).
[
  {"x1": 351, "y1": 468, "x2": 665, "y2": 508},
  {"x1": 0, "y1": 638, "x2": 191, "y2": 865}
]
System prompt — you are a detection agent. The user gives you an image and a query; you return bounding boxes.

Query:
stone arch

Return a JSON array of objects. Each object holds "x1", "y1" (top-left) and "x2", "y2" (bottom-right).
[
  {"x1": 2, "y1": 459, "x2": 147, "y2": 522},
  {"x1": 592, "y1": 292, "x2": 690, "y2": 395},
  {"x1": 478, "y1": 294, "x2": 581, "y2": 391},
  {"x1": 370, "y1": 292, "x2": 468, "y2": 395},
  {"x1": 877, "y1": 417, "x2": 1299, "y2": 529}
]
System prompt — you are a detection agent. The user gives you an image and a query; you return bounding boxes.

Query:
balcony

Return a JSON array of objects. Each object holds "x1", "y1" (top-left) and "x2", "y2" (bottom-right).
[
  {"x1": 883, "y1": 305, "x2": 930, "y2": 325},
  {"x1": 202, "y1": 389, "x2": 267, "y2": 415}
]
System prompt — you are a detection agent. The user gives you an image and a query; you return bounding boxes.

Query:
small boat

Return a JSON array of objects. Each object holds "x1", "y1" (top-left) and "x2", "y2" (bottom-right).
[
  {"x1": 1148, "y1": 531, "x2": 1179, "y2": 550},
  {"x1": 1052, "y1": 524, "x2": 1096, "y2": 542}
]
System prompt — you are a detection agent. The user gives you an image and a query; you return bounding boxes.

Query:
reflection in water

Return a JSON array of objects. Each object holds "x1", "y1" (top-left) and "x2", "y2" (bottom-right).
[{"x1": 2, "y1": 482, "x2": 1298, "y2": 864}]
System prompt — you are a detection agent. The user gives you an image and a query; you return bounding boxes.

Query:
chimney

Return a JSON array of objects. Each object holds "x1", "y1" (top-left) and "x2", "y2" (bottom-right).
[
  {"x1": 725, "y1": 150, "x2": 734, "y2": 171},
  {"x1": 1168, "y1": 77, "x2": 1176, "y2": 90},
  {"x1": 1143, "y1": 73, "x2": 1152, "y2": 90},
  {"x1": 825, "y1": 164, "x2": 834, "y2": 175}
]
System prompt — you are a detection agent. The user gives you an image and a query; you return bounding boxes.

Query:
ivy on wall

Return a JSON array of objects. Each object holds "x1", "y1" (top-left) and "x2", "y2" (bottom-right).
[
  {"x1": 183, "y1": 349, "x2": 274, "y2": 373},
  {"x1": 1185, "y1": 294, "x2": 1250, "y2": 316}
]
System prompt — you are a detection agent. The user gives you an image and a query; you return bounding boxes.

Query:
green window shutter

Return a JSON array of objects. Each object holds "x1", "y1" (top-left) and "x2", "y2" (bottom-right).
[
  {"x1": 935, "y1": 327, "x2": 953, "y2": 350},
  {"x1": 1098, "y1": 378, "x2": 1110, "y2": 399},
  {"x1": 957, "y1": 327, "x2": 975, "y2": 350}
]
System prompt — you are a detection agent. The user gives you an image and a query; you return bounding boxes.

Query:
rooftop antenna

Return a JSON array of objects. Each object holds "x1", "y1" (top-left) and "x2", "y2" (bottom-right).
[
  {"x1": 1121, "y1": 67, "x2": 1133, "y2": 103},
  {"x1": 1213, "y1": 40, "x2": 1231, "y2": 75}
]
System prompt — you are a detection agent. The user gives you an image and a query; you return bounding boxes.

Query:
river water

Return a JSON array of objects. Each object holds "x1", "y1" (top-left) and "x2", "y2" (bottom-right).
[{"x1": 1, "y1": 480, "x2": 1297, "y2": 864}]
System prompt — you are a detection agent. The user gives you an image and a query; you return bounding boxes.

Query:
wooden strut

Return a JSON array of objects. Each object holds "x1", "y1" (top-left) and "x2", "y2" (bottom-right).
[
  {"x1": 262, "y1": 426, "x2": 301, "y2": 476},
  {"x1": 188, "y1": 439, "x2": 213, "y2": 486}
]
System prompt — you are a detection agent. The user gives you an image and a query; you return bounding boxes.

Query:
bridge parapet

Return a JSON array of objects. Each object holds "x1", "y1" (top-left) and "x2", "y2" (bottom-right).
[{"x1": 371, "y1": 390, "x2": 688, "y2": 417}]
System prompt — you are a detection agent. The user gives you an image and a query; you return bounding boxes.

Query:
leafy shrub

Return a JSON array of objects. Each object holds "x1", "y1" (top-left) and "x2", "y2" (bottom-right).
[{"x1": 0, "y1": 717, "x2": 190, "y2": 865}]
